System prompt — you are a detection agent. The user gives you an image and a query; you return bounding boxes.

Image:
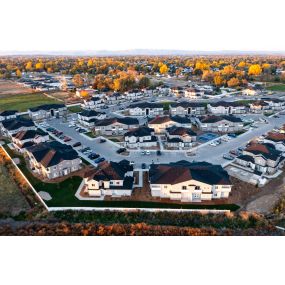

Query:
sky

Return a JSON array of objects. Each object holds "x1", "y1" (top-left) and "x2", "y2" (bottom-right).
[{"x1": 1, "y1": 0, "x2": 284, "y2": 53}]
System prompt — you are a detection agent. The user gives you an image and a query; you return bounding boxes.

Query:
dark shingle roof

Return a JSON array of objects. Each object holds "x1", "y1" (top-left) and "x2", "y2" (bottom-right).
[
  {"x1": 29, "y1": 104, "x2": 65, "y2": 112},
  {"x1": 1, "y1": 118, "x2": 35, "y2": 131},
  {"x1": 27, "y1": 141, "x2": 79, "y2": 168},
  {"x1": 201, "y1": 115, "x2": 242, "y2": 123},
  {"x1": 124, "y1": 126, "x2": 154, "y2": 137},
  {"x1": 79, "y1": 109, "x2": 105, "y2": 117},
  {"x1": 166, "y1": 126, "x2": 196, "y2": 136},
  {"x1": 12, "y1": 129, "x2": 48, "y2": 140},
  {"x1": 129, "y1": 102, "x2": 164, "y2": 109},
  {"x1": 95, "y1": 117, "x2": 139, "y2": 127},
  {"x1": 0, "y1": 110, "x2": 18, "y2": 116},
  {"x1": 149, "y1": 161, "x2": 231, "y2": 186}
]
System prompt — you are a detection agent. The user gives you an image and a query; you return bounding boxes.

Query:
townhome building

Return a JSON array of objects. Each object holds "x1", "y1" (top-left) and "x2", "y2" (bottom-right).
[
  {"x1": 262, "y1": 98, "x2": 285, "y2": 110},
  {"x1": 148, "y1": 116, "x2": 177, "y2": 133},
  {"x1": 207, "y1": 101, "x2": 247, "y2": 115},
  {"x1": 28, "y1": 104, "x2": 67, "y2": 121},
  {"x1": 77, "y1": 109, "x2": 106, "y2": 128},
  {"x1": 165, "y1": 126, "x2": 197, "y2": 148},
  {"x1": 94, "y1": 117, "x2": 139, "y2": 135},
  {"x1": 82, "y1": 96, "x2": 106, "y2": 110},
  {"x1": 124, "y1": 89, "x2": 144, "y2": 100},
  {"x1": 169, "y1": 102, "x2": 206, "y2": 116},
  {"x1": 263, "y1": 132, "x2": 285, "y2": 152},
  {"x1": 249, "y1": 100, "x2": 270, "y2": 113},
  {"x1": 0, "y1": 110, "x2": 18, "y2": 121},
  {"x1": 106, "y1": 92, "x2": 125, "y2": 105},
  {"x1": 196, "y1": 115, "x2": 244, "y2": 133},
  {"x1": 149, "y1": 161, "x2": 232, "y2": 202},
  {"x1": 26, "y1": 141, "x2": 82, "y2": 179},
  {"x1": 124, "y1": 126, "x2": 157, "y2": 148},
  {"x1": 184, "y1": 88, "x2": 204, "y2": 99},
  {"x1": 235, "y1": 143, "x2": 284, "y2": 174},
  {"x1": 0, "y1": 117, "x2": 36, "y2": 137},
  {"x1": 12, "y1": 129, "x2": 49, "y2": 153},
  {"x1": 128, "y1": 102, "x2": 164, "y2": 117},
  {"x1": 83, "y1": 160, "x2": 134, "y2": 198}
]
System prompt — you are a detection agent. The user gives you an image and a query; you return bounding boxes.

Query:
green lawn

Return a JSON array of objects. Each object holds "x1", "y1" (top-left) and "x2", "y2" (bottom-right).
[
  {"x1": 1, "y1": 144, "x2": 239, "y2": 211},
  {"x1": 0, "y1": 93, "x2": 60, "y2": 112},
  {"x1": 68, "y1": 105, "x2": 82, "y2": 113},
  {"x1": 266, "y1": 85, "x2": 285, "y2": 92},
  {"x1": 84, "y1": 131, "x2": 97, "y2": 138}
]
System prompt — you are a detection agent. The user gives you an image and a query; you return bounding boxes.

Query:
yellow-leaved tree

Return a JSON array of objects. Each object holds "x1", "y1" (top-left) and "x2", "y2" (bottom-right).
[
  {"x1": 159, "y1": 64, "x2": 169, "y2": 74},
  {"x1": 248, "y1": 64, "x2": 262, "y2": 76}
]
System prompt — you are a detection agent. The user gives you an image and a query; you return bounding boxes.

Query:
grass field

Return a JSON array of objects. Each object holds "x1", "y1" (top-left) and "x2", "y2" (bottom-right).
[
  {"x1": 67, "y1": 105, "x2": 82, "y2": 113},
  {"x1": 266, "y1": 84, "x2": 285, "y2": 92},
  {"x1": 0, "y1": 164, "x2": 30, "y2": 216},
  {"x1": 0, "y1": 93, "x2": 60, "y2": 112}
]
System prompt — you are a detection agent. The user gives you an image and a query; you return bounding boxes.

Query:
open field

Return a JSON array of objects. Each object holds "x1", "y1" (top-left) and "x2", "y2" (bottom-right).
[
  {"x1": 0, "y1": 92, "x2": 60, "y2": 112},
  {"x1": 266, "y1": 84, "x2": 285, "y2": 92}
]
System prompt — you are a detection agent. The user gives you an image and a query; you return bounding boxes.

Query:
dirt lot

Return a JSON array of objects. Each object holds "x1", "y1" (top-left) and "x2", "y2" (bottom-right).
[
  {"x1": 0, "y1": 164, "x2": 30, "y2": 215},
  {"x1": 0, "y1": 79, "x2": 33, "y2": 95}
]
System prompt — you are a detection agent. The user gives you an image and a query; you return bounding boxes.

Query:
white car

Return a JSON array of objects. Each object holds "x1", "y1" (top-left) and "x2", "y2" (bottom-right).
[
  {"x1": 210, "y1": 142, "x2": 218, "y2": 146},
  {"x1": 146, "y1": 150, "x2": 150, "y2": 155}
]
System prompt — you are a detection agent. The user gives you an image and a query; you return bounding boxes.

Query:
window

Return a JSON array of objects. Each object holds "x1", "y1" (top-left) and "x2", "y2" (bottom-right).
[{"x1": 182, "y1": 186, "x2": 187, "y2": 190}]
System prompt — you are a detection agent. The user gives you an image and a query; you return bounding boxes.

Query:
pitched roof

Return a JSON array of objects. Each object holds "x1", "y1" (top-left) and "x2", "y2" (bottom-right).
[
  {"x1": 129, "y1": 102, "x2": 164, "y2": 109},
  {"x1": 124, "y1": 126, "x2": 154, "y2": 137},
  {"x1": 149, "y1": 161, "x2": 231, "y2": 186},
  {"x1": 29, "y1": 104, "x2": 66, "y2": 112},
  {"x1": 170, "y1": 102, "x2": 206, "y2": 108},
  {"x1": 245, "y1": 143, "x2": 282, "y2": 161},
  {"x1": 96, "y1": 117, "x2": 139, "y2": 127},
  {"x1": 0, "y1": 110, "x2": 18, "y2": 116},
  {"x1": 171, "y1": 116, "x2": 192, "y2": 124},
  {"x1": 166, "y1": 126, "x2": 196, "y2": 136},
  {"x1": 1, "y1": 118, "x2": 35, "y2": 131},
  {"x1": 12, "y1": 129, "x2": 48, "y2": 140},
  {"x1": 79, "y1": 109, "x2": 105, "y2": 117},
  {"x1": 209, "y1": 101, "x2": 245, "y2": 107},
  {"x1": 148, "y1": 116, "x2": 173, "y2": 125},
  {"x1": 27, "y1": 141, "x2": 79, "y2": 167},
  {"x1": 201, "y1": 115, "x2": 242, "y2": 123},
  {"x1": 265, "y1": 132, "x2": 285, "y2": 142}
]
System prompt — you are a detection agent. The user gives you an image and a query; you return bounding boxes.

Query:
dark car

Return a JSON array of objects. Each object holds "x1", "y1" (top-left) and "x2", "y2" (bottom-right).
[
  {"x1": 156, "y1": 150, "x2": 162, "y2": 156},
  {"x1": 64, "y1": 137, "x2": 71, "y2": 142},
  {"x1": 88, "y1": 153, "x2": 100, "y2": 159},
  {"x1": 117, "y1": 148, "x2": 126, "y2": 154},
  {"x1": 99, "y1": 138, "x2": 106, "y2": 143},
  {"x1": 94, "y1": 157, "x2": 105, "y2": 164},
  {"x1": 72, "y1": 142, "x2": 82, "y2": 147},
  {"x1": 141, "y1": 163, "x2": 147, "y2": 169}
]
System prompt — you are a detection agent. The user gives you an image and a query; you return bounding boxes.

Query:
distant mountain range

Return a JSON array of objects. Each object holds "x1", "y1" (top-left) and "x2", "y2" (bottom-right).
[{"x1": 0, "y1": 49, "x2": 285, "y2": 56}]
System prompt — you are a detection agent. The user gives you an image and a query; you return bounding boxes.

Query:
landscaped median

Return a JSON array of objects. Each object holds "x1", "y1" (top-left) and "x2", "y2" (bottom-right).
[{"x1": 1, "y1": 143, "x2": 239, "y2": 212}]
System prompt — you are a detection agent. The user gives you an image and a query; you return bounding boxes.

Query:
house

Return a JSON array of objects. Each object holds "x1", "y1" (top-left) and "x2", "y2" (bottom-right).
[
  {"x1": 249, "y1": 100, "x2": 270, "y2": 113},
  {"x1": 184, "y1": 88, "x2": 204, "y2": 99},
  {"x1": 106, "y1": 92, "x2": 125, "y2": 104},
  {"x1": 169, "y1": 102, "x2": 206, "y2": 116},
  {"x1": 0, "y1": 110, "x2": 18, "y2": 121},
  {"x1": 83, "y1": 160, "x2": 134, "y2": 198},
  {"x1": 242, "y1": 85, "x2": 263, "y2": 96},
  {"x1": 207, "y1": 101, "x2": 247, "y2": 115},
  {"x1": 263, "y1": 132, "x2": 285, "y2": 152},
  {"x1": 94, "y1": 117, "x2": 139, "y2": 135},
  {"x1": 12, "y1": 129, "x2": 49, "y2": 153},
  {"x1": 156, "y1": 85, "x2": 170, "y2": 95},
  {"x1": 262, "y1": 98, "x2": 285, "y2": 110},
  {"x1": 0, "y1": 117, "x2": 36, "y2": 137},
  {"x1": 124, "y1": 89, "x2": 144, "y2": 100},
  {"x1": 148, "y1": 116, "x2": 177, "y2": 133},
  {"x1": 128, "y1": 102, "x2": 164, "y2": 117},
  {"x1": 165, "y1": 126, "x2": 197, "y2": 148},
  {"x1": 171, "y1": 86, "x2": 184, "y2": 97},
  {"x1": 28, "y1": 104, "x2": 67, "y2": 121},
  {"x1": 196, "y1": 115, "x2": 244, "y2": 133},
  {"x1": 82, "y1": 96, "x2": 106, "y2": 110},
  {"x1": 26, "y1": 141, "x2": 82, "y2": 179},
  {"x1": 149, "y1": 161, "x2": 232, "y2": 202},
  {"x1": 124, "y1": 126, "x2": 157, "y2": 148},
  {"x1": 235, "y1": 143, "x2": 284, "y2": 175},
  {"x1": 171, "y1": 116, "x2": 192, "y2": 128},
  {"x1": 78, "y1": 109, "x2": 106, "y2": 128}
]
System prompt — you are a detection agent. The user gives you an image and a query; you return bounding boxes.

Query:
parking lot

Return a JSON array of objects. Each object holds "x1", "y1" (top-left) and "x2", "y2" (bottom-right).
[{"x1": 36, "y1": 109, "x2": 285, "y2": 169}]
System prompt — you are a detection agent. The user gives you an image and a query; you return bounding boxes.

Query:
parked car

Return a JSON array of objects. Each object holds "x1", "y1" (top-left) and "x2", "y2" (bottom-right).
[
  {"x1": 223, "y1": 154, "x2": 235, "y2": 160},
  {"x1": 94, "y1": 157, "x2": 105, "y2": 164},
  {"x1": 72, "y1": 142, "x2": 82, "y2": 147},
  {"x1": 88, "y1": 153, "x2": 100, "y2": 159},
  {"x1": 141, "y1": 151, "x2": 146, "y2": 155},
  {"x1": 141, "y1": 163, "x2": 146, "y2": 169},
  {"x1": 157, "y1": 150, "x2": 162, "y2": 156},
  {"x1": 210, "y1": 142, "x2": 218, "y2": 146},
  {"x1": 145, "y1": 150, "x2": 150, "y2": 155},
  {"x1": 64, "y1": 137, "x2": 71, "y2": 142},
  {"x1": 117, "y1": 148, "x2": 126, "y2": 154},
  {"x1": 99, "y1": 138, "x2": 106, "y2": 143}
]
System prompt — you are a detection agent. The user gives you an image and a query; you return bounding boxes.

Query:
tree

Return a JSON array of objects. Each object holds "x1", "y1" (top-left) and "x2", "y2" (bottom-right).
[
  {"x1": 16, "y1": 69, "x2": 22, "y2": 78},
  {"x1": 87, "y1": 59, "x2": 94, "y2": 67},
  {"x1": 35, "y1": 62, "x2": 44, "y2": 70},
  {"x1": 238, "y1": 61, "x2": 246, "y2": 68},
  {"x1": 227, "y1": 77, "x2": 240, "y2": 87},
  {"x1": 248, "y1": 64, "x2": 262, "y2": 76},
  {"x1": 214, "y1": 75, "x2": 223, "y2": 86},
  {"x1": 138, "y1": 76, "x2": 150, "y2": 89},
  {"x1": 80, "y1": 90, "x2": 89, "y2": 98},
  {"x1": 159, "y1": 64, "x2": 169, "y2": 74},
  {"x1": 72, "y1": 74, "x2": 84, "y2": 88},
  {"x1": 25, "y1": 61, "x2": 33, "y2": 71}
]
